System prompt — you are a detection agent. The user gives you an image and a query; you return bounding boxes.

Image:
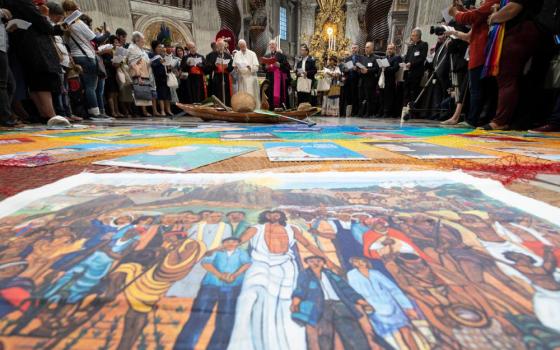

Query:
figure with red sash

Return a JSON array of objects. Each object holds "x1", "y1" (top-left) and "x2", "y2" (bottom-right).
[
  {"x1": 363, "y1": 218, "x2": 431, "y2": 261},
  {"x1": 205, "y1": 39, "x2": 234, "y2": 106},
  {"x1": 261, "y1": 40, "x2": 291, "y2": 110},
  {"x1": 181, "y1": 42, "x2": 207, "y2": 103}
]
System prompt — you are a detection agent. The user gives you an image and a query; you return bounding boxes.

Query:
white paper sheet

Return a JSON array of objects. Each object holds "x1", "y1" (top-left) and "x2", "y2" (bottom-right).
[
  {"x1": 6, "y1": 19, "x2": 32, "y2": 30},
  {"x1": 64, "y1": 10, "x2": 82, "y2": 25}
]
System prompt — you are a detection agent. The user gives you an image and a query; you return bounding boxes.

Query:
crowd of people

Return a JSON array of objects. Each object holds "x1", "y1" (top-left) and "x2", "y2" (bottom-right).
[{"x1": 0, "y1": 0, "x2": 559, "y2": 132}]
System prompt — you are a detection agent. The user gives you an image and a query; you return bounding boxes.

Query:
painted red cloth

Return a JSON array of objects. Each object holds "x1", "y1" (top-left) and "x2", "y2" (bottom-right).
[
  {"x1": 0, "y1": 287, "x2": 32, "y2": 312},
  {"x1": 523, "y1": 241, "x2": 560, "y2": 262},
  {"x1": 363, "y1": 228, "x2": 431, "y2": 261},
  {"x1": 455, "y1": 0, "x2": 500, "y2": 69}
]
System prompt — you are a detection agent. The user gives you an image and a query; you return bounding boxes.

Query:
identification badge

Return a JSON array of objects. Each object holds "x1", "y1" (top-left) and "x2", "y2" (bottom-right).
[
  {"x1": 414, "y1": 51, "x2": 420, "y2": 57},
  {"x1": 367, "y1": 62, "x2": 373, "y2": 67}
]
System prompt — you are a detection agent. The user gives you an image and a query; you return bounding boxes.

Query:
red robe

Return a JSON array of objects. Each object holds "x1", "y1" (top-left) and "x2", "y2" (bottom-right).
[{"x1": 363, "y1": 228, "x2": 431, "y2": 261}]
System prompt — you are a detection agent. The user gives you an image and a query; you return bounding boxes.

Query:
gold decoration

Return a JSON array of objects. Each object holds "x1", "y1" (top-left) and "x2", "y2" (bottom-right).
[{"x1": 301, "y1": 0, "x2": 350, "y2": 66}]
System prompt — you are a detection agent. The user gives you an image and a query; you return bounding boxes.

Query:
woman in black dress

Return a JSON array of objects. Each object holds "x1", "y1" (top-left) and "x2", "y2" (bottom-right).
[
  {"x1": 102, "y1": 35, "x2": 124, "y2": 117},
  {"x1": 4, "y1": 0, "x2": 64, "y2": 121},
  {"x1": 150, "y1": 40, "x2": 171, "y2": 116}
]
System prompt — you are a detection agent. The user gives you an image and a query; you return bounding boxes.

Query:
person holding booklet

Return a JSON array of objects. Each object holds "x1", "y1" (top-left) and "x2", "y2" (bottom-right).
[
  {"x1": 357, "y1": 42, "x2": 381, "y2": 118},
  {"x1": 341, "y1": 44, "x2": 361, "y2": 117},
  {"x1": 3, "y1": 0, "x2": 67, "y2": 123},
  {"x1": 149, "y1": 40, "x2": 172, "y2": 116},
  {"x1": 261, "y1": 40, "x2": 291, "y2": 110},
  {"x1": 62, "y1": 0, "x2": 111, "y2": 120},
  {"x1": 295, "y1": 44, "x2": 317, "y2": 105},
  {"x1": 233, "y1": 39, "x2": 260, "y2": 107},
  {"x1": 379, "y1": 43, "x2": 403, "y2": 118},
  {"x1": 0, "y1": 3, "x2": 15, "y2": 126},
  {"x1": 181, "y1": 42, "x2": 207, "y2": 103},
  {"x1": 205, "y1": 39, "x2": 233, "y2": 106},
  {"x1": 321, "y1": 56, "x2": 342, "y2": 117}
]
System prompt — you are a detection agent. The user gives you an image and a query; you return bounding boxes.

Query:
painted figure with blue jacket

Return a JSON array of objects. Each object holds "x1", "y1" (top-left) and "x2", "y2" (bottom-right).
[
  {"x1": 173, "y1": 237, "x2": 251, "y2": 350},
  {"x1": 290, "y1": 256, "x2": 385, "y2": 350}
]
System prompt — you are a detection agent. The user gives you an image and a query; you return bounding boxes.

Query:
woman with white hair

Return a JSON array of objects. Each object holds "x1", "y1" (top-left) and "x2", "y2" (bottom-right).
[
  {"x1": 127, "y1": 31, "x2": 153, "y2": 117},
  {"x1": 233, "y1": 39, "x2": 260, "y2": 108}
]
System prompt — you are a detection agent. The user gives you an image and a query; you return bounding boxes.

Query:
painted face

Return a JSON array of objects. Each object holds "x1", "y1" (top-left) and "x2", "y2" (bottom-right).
[
  {"x1": 116, "y1": 216, "x2": 132, "y2": 226},
  {"x1": 306, "y1": 257, "x2": 325, "y2": 269},
  {"x1": 338, "y1": 213, "x2": 352, "y2": 222},
  {"x1": 352, "y1": 258, "x2": 369, "y2": 269},
  {"x1": 161, "y1": 215, "x2": 178, "y2": 226},
  {"x1": 208, "y1": 212, "x2": 223, "y2": 224},
  {"x1": 269, "y1": 212, "x2": 282, "y2": 223},
  {"x1": 186, "y1": 214, "x2": 200, "y2": 224},
  {"x1": 228, "y1": 212, "x2": 244, "y2": 222},
  {"x1": 223, "y1": 239, "x2": 239, "y2": 251}
]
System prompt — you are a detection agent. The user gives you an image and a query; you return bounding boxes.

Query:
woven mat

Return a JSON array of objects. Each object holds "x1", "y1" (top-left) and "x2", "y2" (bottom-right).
[{"x1": 1, "y1": 125, "x2": 560, "y2": 200}]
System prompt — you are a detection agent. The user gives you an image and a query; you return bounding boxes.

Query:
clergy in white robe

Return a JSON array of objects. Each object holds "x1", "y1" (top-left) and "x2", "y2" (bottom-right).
[{"x1": 233, "y1": 40, "x2": 261, "y2": 108}]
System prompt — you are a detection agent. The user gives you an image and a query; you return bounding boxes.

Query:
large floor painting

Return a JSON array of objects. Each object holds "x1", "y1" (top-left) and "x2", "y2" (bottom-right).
[{"x1": 0, "y1": 172, "x2": 559, "y2": 350}]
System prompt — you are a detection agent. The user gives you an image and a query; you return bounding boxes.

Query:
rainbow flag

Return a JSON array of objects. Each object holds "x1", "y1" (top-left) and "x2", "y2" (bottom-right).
[{"x1": 482, "y1": 0, "x2": 510, "y2": 78}]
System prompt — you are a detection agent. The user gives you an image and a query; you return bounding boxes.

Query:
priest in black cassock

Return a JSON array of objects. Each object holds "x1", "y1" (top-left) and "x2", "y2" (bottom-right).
[
  {"x1": 181, "y1": 42, "x2": 207, "y2": 103},
  {"x1": 205, "y1": 40, "x2": 234, "y2": 106},
  {"x1": 262, "y1": 40, "x2": 291, "y2": 110}
]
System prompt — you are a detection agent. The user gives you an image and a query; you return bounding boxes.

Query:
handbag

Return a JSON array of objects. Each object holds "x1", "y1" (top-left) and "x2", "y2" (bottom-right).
[
  {"x1": 116, "y1": 66, "x2": 133, "y2": 88},
  {"x1": 297, "y1": 77, "x2": 312, "y2": 93},
  {"x1": 378, "y1": 71, "x2": 386, "y2": 89},
  {"x1": 132, "y1": 79, "x2": 153, "y2": 101},
  {"x1": 96, "y1": 56, "x2": 107, "y2": 79},
  {"x1": 167, "y1": 72, "x2": 179, "y2": 89},
  {"x1": 545, "y1": 54, "x2": 560, "y2": 89},
  {"x1": 70, "y1": 34, "x2": 106, "y2": 79},
  {"x1": 317, "y1": 78, "x2": 331, "y2": 92},
  {"x1": 328, "y1": 84, "x2": 341, "y2": 97}
]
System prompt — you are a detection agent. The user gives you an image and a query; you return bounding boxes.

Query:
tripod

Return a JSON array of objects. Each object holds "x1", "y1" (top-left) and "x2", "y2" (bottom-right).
[{"x1": 401, "y1": 37, "x2": 458, "y2": 124}]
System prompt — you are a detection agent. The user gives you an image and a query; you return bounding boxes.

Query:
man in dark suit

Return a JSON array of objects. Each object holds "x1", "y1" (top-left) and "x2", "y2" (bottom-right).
[
  {"x1": 380, "y1": 43, "x2": 403, "y2": 118},
  {"x1": 341, "y1": 44, "x2": 361, "y2": 117},
  {"x1": 290, "y1": 256, "x2": 385, "y2": 350},
  {"x1": 403, "y1": 28, "x2": 428, "y2": 110},
  {"x1": 358, "y1": 42, "x2": 380, "y2": 118},
  {"x1": 295, "y1": 44, "x2": 317, "y2": 105}
]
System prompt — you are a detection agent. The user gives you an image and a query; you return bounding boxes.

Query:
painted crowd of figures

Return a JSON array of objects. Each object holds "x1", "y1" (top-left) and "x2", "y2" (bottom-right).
[{"x1": 0, "y1": 185, "x2": 559, "y2": 350}]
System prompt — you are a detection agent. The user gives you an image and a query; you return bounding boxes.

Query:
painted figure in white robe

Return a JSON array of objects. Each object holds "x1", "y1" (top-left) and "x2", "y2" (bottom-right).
[
  {"x1": 228, "y1": 210, "x2": 337, "y2": 350},
  {"x1": 233, "y1": 40, "x2": 260, "y2": 108}
]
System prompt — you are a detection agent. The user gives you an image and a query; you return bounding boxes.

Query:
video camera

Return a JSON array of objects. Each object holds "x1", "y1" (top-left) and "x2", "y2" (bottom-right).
[{"x1": 430, "y1": 26, "x2": 447, "y2": 36}]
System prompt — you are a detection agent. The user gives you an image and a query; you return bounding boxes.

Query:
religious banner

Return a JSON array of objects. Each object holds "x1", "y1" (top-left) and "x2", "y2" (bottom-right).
[
  {"x1": 220, "y1": 132, "x2": 281, "y2": 141},
  {"x1": 265, "y1": 142, "x2": 368, "y2": 161},
  {"x1": 0, "y1": 171, "x2": 559, "y2": 349},
  {"x1": 95, "y1": 145, "x2": 258, "y2": 172},
  {"x1": 0, "y1": 143, "x2": 146, "y2": 167},
  {"x1": 367, "y1": 142, "x2": 497, "y2": 159}
]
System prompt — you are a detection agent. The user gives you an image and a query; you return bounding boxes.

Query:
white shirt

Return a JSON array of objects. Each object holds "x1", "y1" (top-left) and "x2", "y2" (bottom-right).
[
  {"x1": 320, "y1": 272, "x2": 340, "y2": 301},
  {"x1": 67, "y1": 20, "x2": 96, "y2": 58},
  {"x1": 54, "y1": 36, "x2": 71, "y2": 68},
  {"x1": 0, "y1": 10, "x2": 7, "y2": 53}
]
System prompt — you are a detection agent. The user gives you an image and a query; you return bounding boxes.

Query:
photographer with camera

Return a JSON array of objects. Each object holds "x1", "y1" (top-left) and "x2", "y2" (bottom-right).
[
  {"x1": 448, "y1": 0, "x2": 500, "y2": 127},
  {"x1": 402, "y1": 28, "x2": 428, "y2": 117}
]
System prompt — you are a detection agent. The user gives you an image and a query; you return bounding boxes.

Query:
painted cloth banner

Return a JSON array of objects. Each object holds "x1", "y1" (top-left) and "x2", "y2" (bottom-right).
[{"x1": 0, "y1": 172, "x2": 559, "y2": 349}]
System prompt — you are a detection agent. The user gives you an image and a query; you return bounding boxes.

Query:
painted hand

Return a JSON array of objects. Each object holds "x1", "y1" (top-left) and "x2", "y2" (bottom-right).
[{"x1": 290, "y1": 299, "x2": 300, "y2": 313}]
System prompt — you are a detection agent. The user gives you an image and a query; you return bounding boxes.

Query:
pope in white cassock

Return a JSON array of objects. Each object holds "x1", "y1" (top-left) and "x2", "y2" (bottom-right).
[{"x1": 233, "y1": 40, "x2": 261, "y2": 108}]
